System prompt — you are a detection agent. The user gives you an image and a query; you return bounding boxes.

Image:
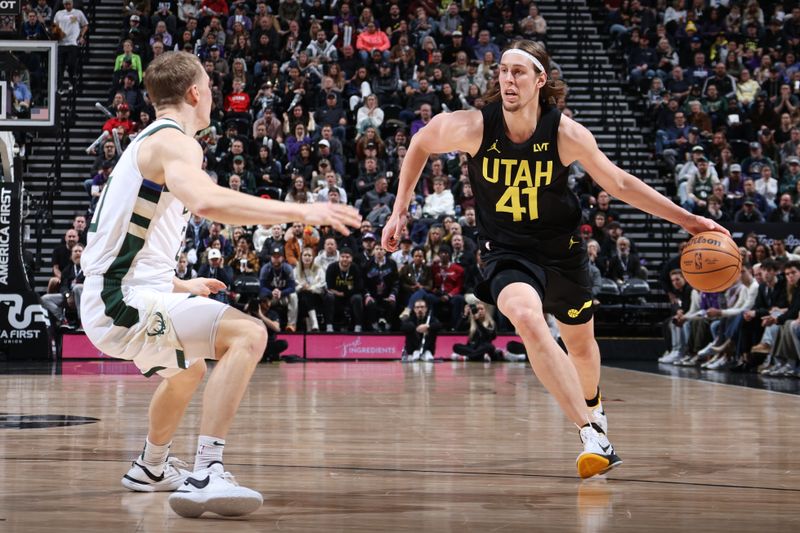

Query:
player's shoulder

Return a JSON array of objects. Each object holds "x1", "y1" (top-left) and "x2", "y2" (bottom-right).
[
  {"x1": 557, "y1": 113, "x2": 592, "y2": 143},
  {"x1": 557, "y1": 113, "x2": 597, "y2": 163},
  {"x1": 142, "y1": 127, "x2": 202, "y2": 160},
  {"x1": 432, "y1": 108, "x2": 483, "y2": 130},
  {"x1": 138, "y1": 126, "x2": 202, "y2": 182},
  {"x1": 427, "y1": 109, "x2": 484, "y2": 155}
]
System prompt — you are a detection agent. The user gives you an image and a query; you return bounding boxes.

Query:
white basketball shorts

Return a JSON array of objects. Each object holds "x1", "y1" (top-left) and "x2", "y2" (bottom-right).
[{"x1": 81, "y1": 276, "x2": 229, "y2": 377}]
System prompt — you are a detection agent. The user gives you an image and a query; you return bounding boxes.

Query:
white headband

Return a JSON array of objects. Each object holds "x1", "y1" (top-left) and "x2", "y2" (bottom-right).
[{"x1": 501, "y1": 49, "x2": 545, "y2": 73}]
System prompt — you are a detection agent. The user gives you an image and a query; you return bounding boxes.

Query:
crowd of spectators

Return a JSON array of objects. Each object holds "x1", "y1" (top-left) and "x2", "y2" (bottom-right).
[
  {"x1": 28, "y1": 0, "x2": 800, "y2": 371},
  {"x1": 71, "y1": 0, "x2": 582, "y2": 343},
  {"x1": 603, "y1": 1, "x2": 800, "y2": 375},
  {"x1": 607, "y1": 1, "x2": 800, "y2": 223},
  {"x1": 659, "y1": 236, "x2": 800, "y2": 378},
  {"x1": 54, "y1": 1, "x2": 657, "y2": 344}
]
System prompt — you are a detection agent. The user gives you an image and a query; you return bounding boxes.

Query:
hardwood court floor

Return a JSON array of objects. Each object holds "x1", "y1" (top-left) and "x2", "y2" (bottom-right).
[{"x1": 2, "y1": 361, "x2": 800, "y2": 532}]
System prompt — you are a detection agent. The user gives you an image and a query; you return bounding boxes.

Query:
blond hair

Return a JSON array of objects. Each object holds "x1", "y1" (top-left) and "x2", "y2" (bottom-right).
[
  {"x1": 485, "y1": 39, "x2": 567, "y2": 106},
  {"x1": 144, "y1": 51, "x2": 204, "y2": 108}
]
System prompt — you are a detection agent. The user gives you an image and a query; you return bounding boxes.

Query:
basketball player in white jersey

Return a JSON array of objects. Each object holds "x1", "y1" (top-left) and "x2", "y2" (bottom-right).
[
  {"x1": 382, "y1": 39, "x2": 729, "y2": 478},
  {"x1": 81, "y1": 51, "x2": 360, "y2": 518}
]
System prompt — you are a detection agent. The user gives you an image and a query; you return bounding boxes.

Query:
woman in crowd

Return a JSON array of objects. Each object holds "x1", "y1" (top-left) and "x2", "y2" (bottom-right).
[
  {"x1": 175, "y1": 252, "x2": 196, "y2": 281},
  {"x1": 227, "y1": 236, "x2": 259, "y2": 281},
  {"x1": 284, "y1": 174, "x2": 314, "y2": 204},
  {"x1": 288, "y1": 143, "x2": 316, "y2": 181},
  {"x1": 356, "y1": 94, "x2": 384, "y2": 135},
  {"x1": 450, "y1": 302, "x2": 503, "y2": 362},
  {"x1": 423, "y1": 224, "x2": 444, "y2": 264},
  {"x1": 294, "y1": 248, "x2": 325, "y2": 331}
]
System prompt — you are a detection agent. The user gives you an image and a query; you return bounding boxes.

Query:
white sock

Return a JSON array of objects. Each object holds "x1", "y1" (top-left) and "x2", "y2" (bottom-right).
[
  {"x1": 141, "y1": 438, "x2": 171, "y2": 468},
  {"x1": 195, "y1": 435, "x2": 225, "y2": 471}
]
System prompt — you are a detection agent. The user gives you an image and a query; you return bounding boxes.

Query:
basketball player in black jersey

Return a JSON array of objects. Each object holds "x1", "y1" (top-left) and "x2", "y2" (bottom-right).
[{"x1": 382, "y1": 39, "x2": 729, "y2": 479}]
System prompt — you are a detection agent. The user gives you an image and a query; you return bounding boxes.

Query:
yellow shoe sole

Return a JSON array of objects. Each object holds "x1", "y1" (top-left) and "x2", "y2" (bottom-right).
[{"x1": 576, "y1": 452, "x2": 622, "y2": 479}]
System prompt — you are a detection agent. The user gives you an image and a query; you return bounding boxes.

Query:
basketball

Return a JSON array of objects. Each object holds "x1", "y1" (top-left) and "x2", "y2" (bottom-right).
[{"x1": 680, "y1": 231, "x2": 742, "y2": 292}]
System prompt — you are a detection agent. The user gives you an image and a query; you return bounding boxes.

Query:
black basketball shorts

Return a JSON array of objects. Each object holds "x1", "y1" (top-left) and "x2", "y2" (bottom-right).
[{"x1": 474, "y1": 233, "x2": 594, "y2": 325}]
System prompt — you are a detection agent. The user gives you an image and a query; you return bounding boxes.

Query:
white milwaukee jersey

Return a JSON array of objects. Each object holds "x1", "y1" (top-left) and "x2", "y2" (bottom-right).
[{"x1": 82, "y1": 118, "x2": 190, "y2": 291}]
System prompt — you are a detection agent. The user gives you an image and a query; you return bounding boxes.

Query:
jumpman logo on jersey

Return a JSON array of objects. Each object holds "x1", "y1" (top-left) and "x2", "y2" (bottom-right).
[
  {"x1": 487, "y1": 140, "x2": 501, "y2": 154},
  {"x1": 568, "y1": 236, "x2": 580, "y2": 249}
]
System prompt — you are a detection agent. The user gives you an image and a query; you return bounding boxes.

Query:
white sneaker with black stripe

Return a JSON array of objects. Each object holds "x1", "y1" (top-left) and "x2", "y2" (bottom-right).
[
  {"x1": 121, "y1": 456, "x2": 191, "y2": 492},
  {"x1": 576, "y1": 426, "x2": 622, "y2": 479},
  {"x1": 168, "y1": 462, "x2": 263, "y2": 518},
  {"x1": 592, "y1": 404, "x2": 608, "y2": 435}
]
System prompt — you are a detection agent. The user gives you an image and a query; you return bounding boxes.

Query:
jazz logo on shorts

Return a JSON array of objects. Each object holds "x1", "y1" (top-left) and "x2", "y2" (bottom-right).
[{"x1": 567, "y1": 300, "x2": 593, "y2": 319}]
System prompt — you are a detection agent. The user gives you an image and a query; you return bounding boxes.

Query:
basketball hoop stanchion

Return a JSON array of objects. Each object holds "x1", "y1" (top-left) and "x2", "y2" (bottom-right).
[
  {"x1": 0, "y1": 40, "x2": 60, "y2": 361},
  {"x1": 0, "y1": 175, "x2": 53, "y2": 361}
]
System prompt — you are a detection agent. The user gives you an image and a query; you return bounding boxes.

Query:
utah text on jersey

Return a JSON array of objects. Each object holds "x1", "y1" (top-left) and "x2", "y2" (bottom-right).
[{"x1": 480, "y1": 156, "x2": 554, "y2": 222}]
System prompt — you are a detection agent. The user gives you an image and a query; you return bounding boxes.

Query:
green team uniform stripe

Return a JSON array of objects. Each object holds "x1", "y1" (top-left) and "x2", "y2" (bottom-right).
[
  {"x1": 130, "y1": 212, "x2": 151, "y2": 229},
  {"x1": 143, "y1": 366, "x2": 166, "y2": 378},
  {"x1": 137, "y1": 184, "x2": 161, "y2": 204},
  {"x1": 101, "y1": 181, "x2": 163, "y2": 327},
  {"x1": 101, "y1": 276, "x2": 140, "y2": 328},
  {"x1": 96, "y1": 120, "x2": 182, "y2": 332}
]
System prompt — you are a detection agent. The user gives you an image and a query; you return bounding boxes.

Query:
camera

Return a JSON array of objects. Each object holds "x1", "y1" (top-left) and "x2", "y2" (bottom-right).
[{"x1": 469, "y1": 304, "x2": 479, "y2": 315}]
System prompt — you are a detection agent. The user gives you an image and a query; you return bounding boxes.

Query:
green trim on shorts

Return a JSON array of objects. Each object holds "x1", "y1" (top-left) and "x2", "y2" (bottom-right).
[
  {"x1": 143, "y1": 366, "x2": 166, "y2": 378},
  {"x1": 101, "y1": 275, "x2": 139, "y2": 328},
  {"x1": 176, "y1": 349, "x2": 186, "y2": 369}
]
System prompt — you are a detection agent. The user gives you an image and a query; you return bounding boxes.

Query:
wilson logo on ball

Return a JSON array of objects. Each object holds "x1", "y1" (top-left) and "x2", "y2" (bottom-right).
[{"x1": 688, "y1": 235, "x2": 722, "y2": 247}]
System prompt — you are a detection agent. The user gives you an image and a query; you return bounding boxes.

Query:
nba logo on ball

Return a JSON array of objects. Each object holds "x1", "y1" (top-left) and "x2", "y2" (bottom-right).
[{"x1": 680, "y1": 232, "x2": 742, "y2": 292}]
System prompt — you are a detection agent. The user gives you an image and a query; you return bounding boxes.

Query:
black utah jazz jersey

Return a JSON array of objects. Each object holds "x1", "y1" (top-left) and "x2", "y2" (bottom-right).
[{"x1": 466, "y1": 102, "x2": 581, "y2": 244}]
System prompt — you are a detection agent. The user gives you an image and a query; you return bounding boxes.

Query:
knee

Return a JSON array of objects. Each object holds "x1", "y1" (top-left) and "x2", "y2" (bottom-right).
[
  {"x1": 187, "y1": 358, "x2": 208, "y2": 381},
  {"x1": 238, "y1": 320, "x2": 268, "y2": 361},
  {"x1": 501, "y1": 303, "x2": 546, "y2": 336},
  {"x1": 566, "y1": 337, "x2": 599, "y2": 360}
]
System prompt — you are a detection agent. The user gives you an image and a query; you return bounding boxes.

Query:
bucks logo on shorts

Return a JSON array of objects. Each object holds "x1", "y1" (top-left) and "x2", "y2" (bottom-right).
[{"x1": 145, "y1": 311, "x2": 168, "y2": 337}]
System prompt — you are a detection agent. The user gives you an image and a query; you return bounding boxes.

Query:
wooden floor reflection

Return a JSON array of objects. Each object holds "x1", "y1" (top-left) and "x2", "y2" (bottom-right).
[{"x1": 2, "y1": 361, "x2": 799, "y2": 532}]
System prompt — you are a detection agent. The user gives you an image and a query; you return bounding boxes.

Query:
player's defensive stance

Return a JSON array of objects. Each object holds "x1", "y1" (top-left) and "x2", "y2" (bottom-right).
[
  {"x1": 382, "y1": 40, "x2": 726, "y2": 478},
  {"x1": 81, "y1": 52, "x2": 361, "y2": 516}
]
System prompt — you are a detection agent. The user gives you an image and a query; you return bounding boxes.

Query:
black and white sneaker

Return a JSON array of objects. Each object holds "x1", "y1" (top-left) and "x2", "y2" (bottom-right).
[
  {"x1": 592, "y1": 404, "x2": 608, "y2": 435},
  {"x1": 576, "y1": 426, "x2": 622, "y2": 479},
  {"x1": 168, "y1": 462, "x2": 263, "y2": 518},
  {"x1": 121, "y1": 456, "x2": 191, "y2": 492}
]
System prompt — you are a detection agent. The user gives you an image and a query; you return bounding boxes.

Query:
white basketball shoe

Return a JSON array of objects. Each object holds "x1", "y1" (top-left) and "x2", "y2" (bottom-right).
[
  {"x1": 168, "y1": 462, "x2": 263, "y2": 518},
  {"x1": 592, "y1": 403, "x2": 608, "y2": 435},
  {"x1": 121, "y1": 456, "x2": 191, "y2": 492},
  {"x1": 577, "y1": 425, "x2": 623, "y2": 479}
]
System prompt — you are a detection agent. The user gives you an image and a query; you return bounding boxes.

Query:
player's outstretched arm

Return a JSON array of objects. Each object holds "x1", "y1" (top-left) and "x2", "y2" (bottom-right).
[
  {"x1": 383, "y1": 110, "x2": 482, "y2": 251},
  {"x1": 559, "y1": 116, "x2": 729, "y2": 237},
  {"x1": 157, "y1": 131, "x2": 361, "y2": 234}
]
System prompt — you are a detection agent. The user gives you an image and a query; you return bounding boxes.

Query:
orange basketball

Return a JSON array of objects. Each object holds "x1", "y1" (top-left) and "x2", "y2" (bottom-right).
[{"x1": 680, "y1": 231, "x2": 742, "y2": 292}]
